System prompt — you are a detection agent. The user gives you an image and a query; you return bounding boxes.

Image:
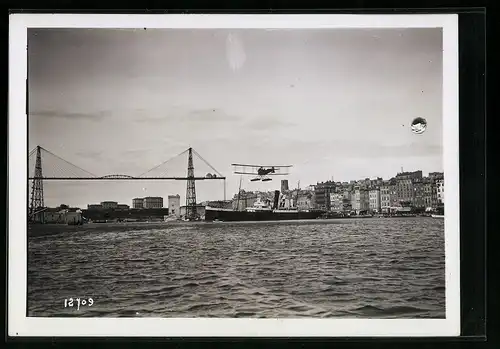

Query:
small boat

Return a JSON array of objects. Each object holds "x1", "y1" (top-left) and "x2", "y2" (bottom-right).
[{"x1": 431, "y1": 214, "x2": 445, "y2": 218}]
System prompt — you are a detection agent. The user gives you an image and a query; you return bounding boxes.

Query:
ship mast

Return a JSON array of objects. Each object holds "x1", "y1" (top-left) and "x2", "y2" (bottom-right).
[
  {"x1": 236, "y1": 175, "x2": 243, "y2": 211},
  {"x1": 295, "y1": 180, "x2": 300, "y2": 209}
]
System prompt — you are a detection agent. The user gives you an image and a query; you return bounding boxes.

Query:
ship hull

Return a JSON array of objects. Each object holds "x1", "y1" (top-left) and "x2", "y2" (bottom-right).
[{"x1": 205, "y1": 208, "x2": 324, "y2": 222}]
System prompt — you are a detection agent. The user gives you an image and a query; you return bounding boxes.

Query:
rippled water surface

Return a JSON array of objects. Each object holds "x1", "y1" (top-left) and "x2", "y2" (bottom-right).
[{"x1": 28, "y1": 218, "x2": 445, "y2": 318}]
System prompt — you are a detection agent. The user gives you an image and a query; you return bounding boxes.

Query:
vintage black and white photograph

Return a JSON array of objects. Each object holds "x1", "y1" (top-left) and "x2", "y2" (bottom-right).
[{"x1": 9, "y1": 14, "x2": 460, "y2": 337}]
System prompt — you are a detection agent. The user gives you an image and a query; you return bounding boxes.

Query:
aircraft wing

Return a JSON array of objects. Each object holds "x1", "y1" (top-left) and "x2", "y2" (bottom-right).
[
  {"x1": 231, "y1": 163, "x2": 293, "y2": 168},
  {"x1": 234, "y1": 172, "x2": 289, "y2": 176},
  {"x1": 232, "y1": 164, "x2": 258, "y2": 175},
  {"x1": 232, "y1": 163, "x2": 292, "y2": 175}
]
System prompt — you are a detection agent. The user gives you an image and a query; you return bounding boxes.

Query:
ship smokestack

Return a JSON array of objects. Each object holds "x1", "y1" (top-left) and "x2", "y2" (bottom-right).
[{"x1": 273, "y1": 190, "x2": 280, "y2": 210}]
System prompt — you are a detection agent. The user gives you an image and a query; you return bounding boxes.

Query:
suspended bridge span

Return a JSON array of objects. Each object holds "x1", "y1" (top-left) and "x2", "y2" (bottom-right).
[
  {"x1": 28, "y1": 145, "x2": 227, "y2": 222},
  {"x1": 30, "y1": 176, "x2": 226, "y2": 180}
]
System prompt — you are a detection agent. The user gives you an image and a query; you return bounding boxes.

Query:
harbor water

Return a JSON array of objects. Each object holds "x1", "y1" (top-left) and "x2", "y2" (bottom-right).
[{"x1": 27, "y1": 218, "x2": 445, "y2": 318}]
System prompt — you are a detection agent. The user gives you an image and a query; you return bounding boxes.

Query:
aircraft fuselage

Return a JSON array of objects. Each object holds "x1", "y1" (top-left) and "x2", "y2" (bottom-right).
[{"x1": 257, "y1": 167, "x2": 275, "y2": 176}]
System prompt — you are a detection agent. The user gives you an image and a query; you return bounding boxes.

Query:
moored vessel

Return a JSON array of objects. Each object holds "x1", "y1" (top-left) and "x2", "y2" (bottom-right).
[{"x1": 205, "y1": 191, "x2": 324, "y2": 222}]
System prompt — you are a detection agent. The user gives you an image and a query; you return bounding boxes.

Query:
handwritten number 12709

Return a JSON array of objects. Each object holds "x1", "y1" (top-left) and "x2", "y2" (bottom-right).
[{"x1": 64, "y1": 298, "x2": 93, "y2": 310}]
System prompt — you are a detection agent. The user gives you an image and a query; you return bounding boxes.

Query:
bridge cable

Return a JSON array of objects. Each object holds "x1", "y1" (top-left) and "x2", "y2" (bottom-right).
[
  {"x1": 192, "y1": 148, "x2": 223, "y2": 177},
  {"x1": 38, "y1": 150, "x2": 86, "y2": 179},
  {"x1": 137, "y1": 148, "x2": 189, "y2": 178},
  {"x1": 39, "y1": 146, "x2": 97, "y2": 178},
  {"x1": 28, "y1": 148, "x2": 37, "y2": 158}
]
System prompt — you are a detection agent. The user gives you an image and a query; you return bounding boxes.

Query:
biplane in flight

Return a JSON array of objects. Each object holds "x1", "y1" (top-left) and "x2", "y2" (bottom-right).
[{"x1": 231, "y1": 163, "x2": 292, "y2": 182}]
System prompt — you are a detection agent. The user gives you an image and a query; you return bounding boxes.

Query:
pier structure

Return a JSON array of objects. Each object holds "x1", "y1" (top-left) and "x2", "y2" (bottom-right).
[{"x1": 28, "y1": 145, "x2": 226, "y2": 222}]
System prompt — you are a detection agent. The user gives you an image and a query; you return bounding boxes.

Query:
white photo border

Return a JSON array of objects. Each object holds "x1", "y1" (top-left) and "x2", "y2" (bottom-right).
[{"x1": 8, "y1": 14, "x2": 459, "y2": 337}]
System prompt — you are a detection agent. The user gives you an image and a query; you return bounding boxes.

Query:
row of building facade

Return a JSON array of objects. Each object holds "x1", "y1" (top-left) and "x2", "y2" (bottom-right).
[
  {"x1": 87, "y1": 201, "x2": 130, "y2": 210},
  {"x1": 309, "y1": 170, "x2": 444, "y2": 213},
  {"x1": 83, "y1": 195, "x2": 184, "y2": 219},
  {"x1": 234, "y1": 170, "x2": 444, "y2": 214},
  {"x1": 132, "y1": 196, "x2": 164, "y2": 209},
  {"x1": 87, "y1": 197, "x2": 166, "y2": 210}
]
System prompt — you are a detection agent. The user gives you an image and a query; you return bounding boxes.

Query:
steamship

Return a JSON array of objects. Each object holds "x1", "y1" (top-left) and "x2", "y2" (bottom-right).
[{"x1": 204, "y1": 190, "x2": 324, "y2": 222}]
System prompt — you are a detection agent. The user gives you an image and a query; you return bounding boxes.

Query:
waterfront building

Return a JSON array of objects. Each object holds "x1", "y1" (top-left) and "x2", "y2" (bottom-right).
[
  {"x1": 396, "y1": 177, "x2": 415, "y2": 205},
  {"x1": 413, "y1": 180, "x2": 426, "y2": 209},
  {"x1": 297, "y1": 193, "x2": 314, "y2": 210},
  {"x1": 329, "y1": 193, "x2": 344, "y2": 213},
  {"x1": 65, "y1": 210, "x2": 83, "y2": 224},
  {"x1": 281, "y1": 179, "x2": 289, "y2": 193},
  {"x1": 380, "y1": 184, "x2": 391, "y2": 212},
  {"x1": 394, "y1": 171, "x2": 423, "y2": 207},
  {"x1": 436, "y1": 179, "x2": 444, "y2": 204},
  {"x1": 350, "y1": 190, "x2": 357, "y2": 210},
  {"x1": 143, "y1": 196, "x2": 163, "y2": 209},
  {"x1": 314, "y1": 181, "x2": 336, "y2": 210},
  {"x1": 393, "y1": 171, "x2": 424, "y2": 207},
  {"x1": 379, "y1": 180, "x2": 398, "y2": 212},
  {"x1": 101, "y1": 201, "x2": 118, "y2": 209},
  {"x1": 88, "y1": 202, "x2": 129, "y2": 210},
  {"x1": 423, "y1": 179, "x2": 438, "y2": 209},
  {"x1": 43, "y1": 210, "x2": 65, "y2": 223},
  {"x1": 168, "y1": 195, "x2": 181, "y2": 217},
  {"x1": 43, "y1": 207, "x2": 82, "y2": 224},
  {"x1": 369, "y1": 188, "x2": 381, "y2": 212},
  {"x1": 389, "y1": 182, "x2": 399, "y2": 207},
  {"x1": 132, "y1": 198, "x2": 144, "y2": 209},
  {"x1": 352, "y1": 186, "x2": 369, "y2": 213},
  {"x1": 341, "y1": 198, "x2": 352, "y2": 213}
]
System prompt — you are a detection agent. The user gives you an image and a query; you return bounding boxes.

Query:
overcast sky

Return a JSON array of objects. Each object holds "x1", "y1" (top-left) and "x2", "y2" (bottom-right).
[{"x1": 28, "y1": 28, "x2": 443, "y2": 208}]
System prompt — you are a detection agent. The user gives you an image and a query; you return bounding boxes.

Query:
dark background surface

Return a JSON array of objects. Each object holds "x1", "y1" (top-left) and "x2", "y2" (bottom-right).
[
  {"x1": 458, "y1": 10, "x2": 486, "y2": 339},
  {"x1": 3, "y1": 4, "x2": 492, "y2": 347}
]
